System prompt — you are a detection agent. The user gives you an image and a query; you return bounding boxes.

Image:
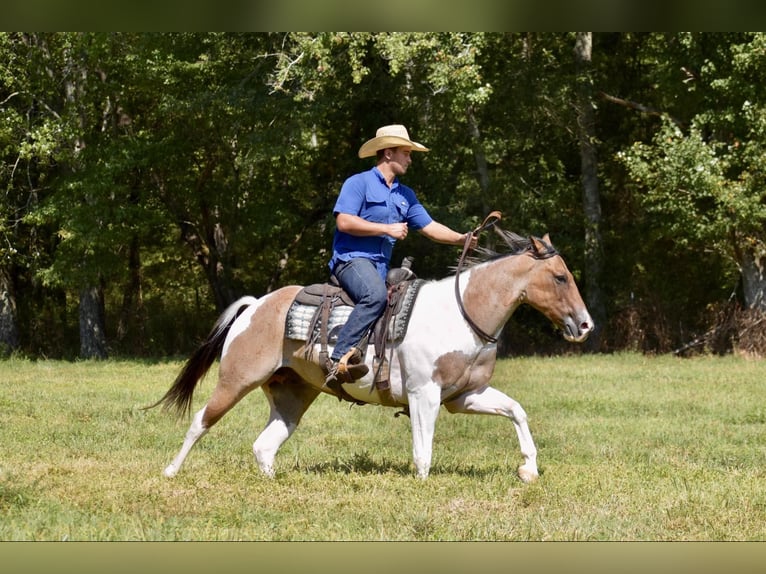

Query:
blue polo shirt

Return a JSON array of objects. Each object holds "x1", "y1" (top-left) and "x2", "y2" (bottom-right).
[{"x1": 329, "y1": 167, "x2": 433, "y2": 278}]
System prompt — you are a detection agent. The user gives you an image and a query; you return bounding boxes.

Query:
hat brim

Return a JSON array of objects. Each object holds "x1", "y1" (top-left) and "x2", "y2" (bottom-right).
[{"x1": 358, "y1": 136, "x2": 429, "y2": 158}]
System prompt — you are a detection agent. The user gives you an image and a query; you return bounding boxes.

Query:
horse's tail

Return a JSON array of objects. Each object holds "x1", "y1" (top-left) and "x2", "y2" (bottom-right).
[{"x1": 146, "y1": 296, "x2": 259, "y2": 418}]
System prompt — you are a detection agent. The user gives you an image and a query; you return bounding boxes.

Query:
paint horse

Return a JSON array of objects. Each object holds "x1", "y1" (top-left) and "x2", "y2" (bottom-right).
[{"x1": 150, "y1": 227, "x2": 593, "y2": 482}]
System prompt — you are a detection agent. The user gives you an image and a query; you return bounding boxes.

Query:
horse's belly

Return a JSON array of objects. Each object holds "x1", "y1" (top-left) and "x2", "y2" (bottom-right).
[{"x1": 341, "y1": 351, "x2": 406, "y2": 407}]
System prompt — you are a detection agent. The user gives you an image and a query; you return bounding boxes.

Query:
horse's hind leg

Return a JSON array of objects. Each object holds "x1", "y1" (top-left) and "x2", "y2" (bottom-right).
[
  {"x1": 164, "y1": 349, "x2": 278, "y2": 478},
  {"x1": 253, "y1": 369, "x2": 320, "y2": 477},
  {"x1": 163, "y1": 376, "x2": 259, "y2": 478},
  {"x1": 164, "y1": 406, "x2": 208, "y2": 478},
  {"x1": 443, "y1": 386, "x2": 539, "y2": 483},
  {"x1": 162, "y1": 287, "x2": 301, "y2": 478}
]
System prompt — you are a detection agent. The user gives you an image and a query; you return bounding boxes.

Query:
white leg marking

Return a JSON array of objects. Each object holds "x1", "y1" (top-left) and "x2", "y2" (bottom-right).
[
  {"x1": 407, "y1": 382, "x2": 442, "y2": 480},
  {"x1": 253, "y1": 417, "x2": 295, "y2": 478},
  {"x1": 164, "y1": 407, "x2": 209, "y2": 478},
  {"x1": 444, "y1": 386, "x2": 539, "y2": 483}
]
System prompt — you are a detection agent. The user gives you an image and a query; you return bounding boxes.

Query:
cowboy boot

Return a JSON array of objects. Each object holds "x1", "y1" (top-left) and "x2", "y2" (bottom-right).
[{"x1": 323, "y1": 348, "x2": 369, "y2": 396}]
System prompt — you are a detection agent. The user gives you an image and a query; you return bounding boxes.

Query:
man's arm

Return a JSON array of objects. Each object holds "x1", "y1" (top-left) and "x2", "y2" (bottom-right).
[
  {"x1": 336, "y1": 213, "x2": 408, "y2": 240},
  {"x1": 419, "y1": 221, "x2": 477, "y2": 248}
]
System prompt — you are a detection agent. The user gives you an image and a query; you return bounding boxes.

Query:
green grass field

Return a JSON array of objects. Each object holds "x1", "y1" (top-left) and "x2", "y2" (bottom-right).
[{"x1": 1, "y1": 353, "x2": 765, "y2": 541}]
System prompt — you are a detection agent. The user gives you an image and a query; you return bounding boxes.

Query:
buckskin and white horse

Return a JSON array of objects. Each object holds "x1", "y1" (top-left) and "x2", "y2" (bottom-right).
[{"x1": 150, "y1": 223, "x2": 593, "y2": 482}]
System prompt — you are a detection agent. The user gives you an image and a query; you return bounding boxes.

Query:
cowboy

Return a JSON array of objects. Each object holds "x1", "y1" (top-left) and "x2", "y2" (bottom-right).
[{"x1": 324, "y1": 124, "x2": 477, "y2": 391}]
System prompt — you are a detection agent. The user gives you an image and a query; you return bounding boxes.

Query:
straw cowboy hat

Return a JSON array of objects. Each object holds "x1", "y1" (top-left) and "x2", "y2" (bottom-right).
[{"x1": 357, "y1": 124, "x2": 430, "y2": 158}]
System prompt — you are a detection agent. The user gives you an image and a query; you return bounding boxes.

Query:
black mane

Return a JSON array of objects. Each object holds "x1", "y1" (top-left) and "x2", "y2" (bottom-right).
[{"x1": 458, "y1": 226, "x2": 558, "y2": 270}]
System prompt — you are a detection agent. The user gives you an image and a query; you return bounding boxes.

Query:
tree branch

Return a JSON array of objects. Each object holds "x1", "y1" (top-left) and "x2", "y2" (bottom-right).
[{"x1": 599, "y1": 91, "x2": 683, "y2": 127}]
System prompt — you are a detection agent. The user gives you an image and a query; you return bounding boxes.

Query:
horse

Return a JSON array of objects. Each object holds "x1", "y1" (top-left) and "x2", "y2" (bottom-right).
[{"x1": 149, "y1": 228, "x2": 593, "y2": 482}]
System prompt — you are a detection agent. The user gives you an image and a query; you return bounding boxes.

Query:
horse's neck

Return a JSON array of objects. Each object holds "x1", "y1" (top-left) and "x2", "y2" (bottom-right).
[{"x1": 450, "y1": 255, "x2": 530, "y2": 338}]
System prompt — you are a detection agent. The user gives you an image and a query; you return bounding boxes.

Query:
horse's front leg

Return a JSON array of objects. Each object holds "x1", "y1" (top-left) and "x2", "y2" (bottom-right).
[
  {"x1": 443, "y1": 385, "x2": 539, "y2": 483},
  {"x1": 407, "y1": 381, "x2": 442, "y2": 479}
]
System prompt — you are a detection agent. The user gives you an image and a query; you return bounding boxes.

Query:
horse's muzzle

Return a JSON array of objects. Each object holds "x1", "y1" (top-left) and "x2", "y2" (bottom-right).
[{"x1": 562, "y1": 314, "x2": 594, "y2": 343}]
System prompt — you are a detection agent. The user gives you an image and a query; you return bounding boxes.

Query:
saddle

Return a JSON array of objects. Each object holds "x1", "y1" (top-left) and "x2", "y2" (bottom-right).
[{"x1": 286, "y1": 258, "x2": 424, "y2": 397}]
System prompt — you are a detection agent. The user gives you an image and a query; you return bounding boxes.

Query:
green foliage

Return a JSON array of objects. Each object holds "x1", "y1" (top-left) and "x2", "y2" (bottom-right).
[
  {"x1": 5, "y1": 32, "x2": 766, "y2": 355},
  {"x1": 621, "y1": 118, "x2": 735, "y2": 250},
  {"x1": 616, "y1": 33, "x2": 766, "y2": 320}
]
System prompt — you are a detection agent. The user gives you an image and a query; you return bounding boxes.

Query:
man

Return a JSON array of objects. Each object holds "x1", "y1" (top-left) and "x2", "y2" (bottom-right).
[{"x1": 325, "y1": 124, "x2": 477, "y2": 390}]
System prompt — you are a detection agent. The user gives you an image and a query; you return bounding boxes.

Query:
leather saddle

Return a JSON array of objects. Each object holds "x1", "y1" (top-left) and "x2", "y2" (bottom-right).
[{"x1": 287, "y1": 258, "x2": 423, "y2": 392}]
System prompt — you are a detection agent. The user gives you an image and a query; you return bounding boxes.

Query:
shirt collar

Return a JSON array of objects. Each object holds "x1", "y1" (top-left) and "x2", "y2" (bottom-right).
[{"x1": 372, "y1": 166, "x2": 398, "y2": 189}]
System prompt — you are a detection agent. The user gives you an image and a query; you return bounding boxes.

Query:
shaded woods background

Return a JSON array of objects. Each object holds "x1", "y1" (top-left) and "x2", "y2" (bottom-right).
[{"x1": 3, "y1": 32, "x2": 766, "y2": 359}]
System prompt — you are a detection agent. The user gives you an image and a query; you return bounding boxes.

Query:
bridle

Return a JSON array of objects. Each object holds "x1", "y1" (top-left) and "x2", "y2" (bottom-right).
[{"x1": 454, "y1": 210, "x2": 503, "y2": 344}]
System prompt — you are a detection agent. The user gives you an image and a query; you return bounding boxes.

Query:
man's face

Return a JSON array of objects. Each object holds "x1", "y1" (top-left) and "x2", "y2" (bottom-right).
[{"x1": 388, "y1": 146, "x2": 412, "y2": 175}]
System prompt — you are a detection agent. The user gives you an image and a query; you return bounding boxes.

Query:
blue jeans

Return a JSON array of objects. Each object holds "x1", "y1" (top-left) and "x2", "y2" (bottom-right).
[{"x1": 331, "y1": 258, "x2": 388, "y2": 361}]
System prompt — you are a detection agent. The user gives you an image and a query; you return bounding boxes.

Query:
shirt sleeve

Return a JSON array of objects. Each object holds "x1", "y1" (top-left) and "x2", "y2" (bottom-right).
[
  {"x1": 401, "y1": 186, "x2": 433, "y2": 230},
  {"x1": 333, "y1": 173, "x2": 366, "y2": 216}
]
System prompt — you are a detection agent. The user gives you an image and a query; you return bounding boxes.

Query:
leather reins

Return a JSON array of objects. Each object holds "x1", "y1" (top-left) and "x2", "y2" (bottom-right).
[{"x1": 454, "y1": 210, "x2": 503, "y2": 344}]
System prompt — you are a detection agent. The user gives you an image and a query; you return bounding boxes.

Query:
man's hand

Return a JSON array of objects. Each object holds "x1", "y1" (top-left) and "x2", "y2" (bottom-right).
[
  {"x1": 463, "y1": 233, "x2": 478, "y2": 249},
  {"x1": 387, "y1": 222, "x2": 409, "y2": 240}
]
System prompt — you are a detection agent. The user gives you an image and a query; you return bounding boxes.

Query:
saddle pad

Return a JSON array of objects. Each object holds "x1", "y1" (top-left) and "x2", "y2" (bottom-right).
[
  {"x1": 285, "y1": 303, "x2": 351, "y2": 342},
  {"x1": 285, "y1": 279, "x2": 424, "y2": 343}
]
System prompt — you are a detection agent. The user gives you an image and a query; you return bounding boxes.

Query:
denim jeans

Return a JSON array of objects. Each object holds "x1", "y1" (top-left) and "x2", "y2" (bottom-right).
[{"x1": 331, "y1": 258, "x2": 388, "y2": 361}]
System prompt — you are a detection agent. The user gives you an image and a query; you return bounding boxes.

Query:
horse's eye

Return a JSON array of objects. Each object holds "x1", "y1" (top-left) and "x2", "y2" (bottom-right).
[{"x1": 554, "y1": 274, "x2": 567, "y2": 285}]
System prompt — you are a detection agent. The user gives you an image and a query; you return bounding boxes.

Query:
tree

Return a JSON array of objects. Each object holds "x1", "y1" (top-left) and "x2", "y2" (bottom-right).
[
  {"x1": 620, "y1": 34, "x2": 766, "y2": 313},
  {"x1": 0, "y1": 33, "x2": 78, "y2": 356},
  {"x1": 0, "y1": 33, "x2": 23, "y2": 354},
  {"x1": 10, "y1": 32, "x2": 764, "y2": 358},
  {"x1": 622, "y1": 117, "x2": 765, "y2": 309},
  {"x1": 574, "y1": 32, "x2": 606, "y2": 349},
  {"x1": 19, "y1": 33, "x2": 133, "y2": 359}
]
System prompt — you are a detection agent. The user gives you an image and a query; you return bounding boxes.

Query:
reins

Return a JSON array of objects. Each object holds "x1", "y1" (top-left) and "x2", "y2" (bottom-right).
[{"x1": 455, "y1": 210, "x2": 502, "y2": 344}]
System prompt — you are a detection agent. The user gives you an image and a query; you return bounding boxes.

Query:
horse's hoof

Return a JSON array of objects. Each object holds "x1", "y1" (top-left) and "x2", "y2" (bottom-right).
[
  {"x1": 163, "y1": 465, "x2": 178, "y2": 478},
  {"x1": 517, "y1": 466, "x2": 539, "y2": 483},
  {"x1": 261, "y1": 468, "x2": 276, "y2": 479},
  {"x1": 257, "y1": 461, "x2": 276, "y2": 478}
]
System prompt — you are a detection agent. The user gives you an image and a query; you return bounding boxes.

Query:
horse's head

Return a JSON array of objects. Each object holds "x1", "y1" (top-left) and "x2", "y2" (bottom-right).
[
  {"x1": 521, "y1": 234, "x2": 594, "y2": 343},
  {"x1": 460, "y1": 229, "x2": 594, "y2": 344}
]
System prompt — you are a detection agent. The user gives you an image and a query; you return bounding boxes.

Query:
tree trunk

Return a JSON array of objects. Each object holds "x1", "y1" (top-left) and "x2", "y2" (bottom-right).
[
  {"x1": 79, "y1": 284, "x2": 108, "y2": 359},
  {"x1": 739, "y1": 246, "x2": 766, "y2": 311},
  {"x1": 155, "y1": 166, "x2": 237, "y2": 313},
  {"x1": 177, "y1": 219, "x2": 235, "y2": 312},
  {"x1": 0, "y1": 265, "x2": 19, "y2": 355},
  {"x1": 574, "y1": 32, "x2": 606, "y2": 350},
  {"x1": 468, "y1": 110, "x2": 491, "y2": 215},
  {"x1": 117, "y1": 235, "x2": 146, "y2": 353}
]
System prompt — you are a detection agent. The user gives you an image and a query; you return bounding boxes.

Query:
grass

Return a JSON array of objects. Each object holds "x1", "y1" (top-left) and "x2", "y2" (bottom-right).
[{"x1": 1, "y1": 353, "x2": 766, "y2": 540}]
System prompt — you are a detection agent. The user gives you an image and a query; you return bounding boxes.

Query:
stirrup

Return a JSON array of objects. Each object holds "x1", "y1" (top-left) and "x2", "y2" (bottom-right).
[
  {"x1": 323, "y1": 359, "x2": 369, "y2": 386},
  {"x1": 332, "y1": 349, "x2": 369, "y2": 380},
  {"x1": 322, "y1": 348, "x2": 369, "y2": 395}
]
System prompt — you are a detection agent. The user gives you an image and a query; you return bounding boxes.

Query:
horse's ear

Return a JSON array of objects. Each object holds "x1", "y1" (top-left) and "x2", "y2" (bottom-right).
[
  {"x1": 530, "y1": 236, "x2": 546, "y2": 255},
  {"x1": 542, "y1": 233, "x2": 552, "y2": 246}
]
